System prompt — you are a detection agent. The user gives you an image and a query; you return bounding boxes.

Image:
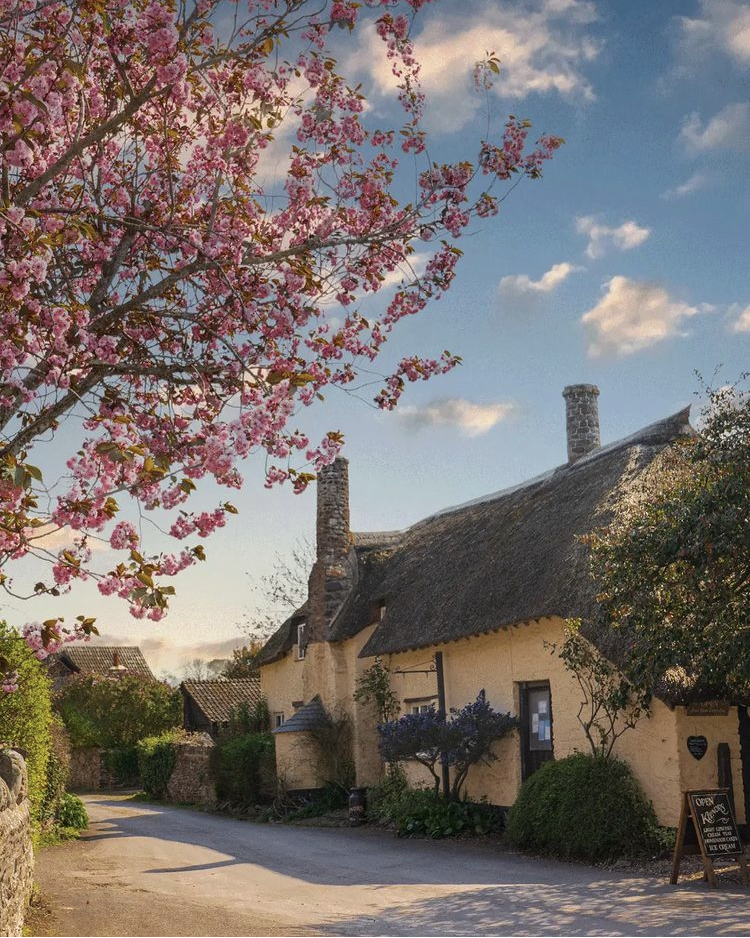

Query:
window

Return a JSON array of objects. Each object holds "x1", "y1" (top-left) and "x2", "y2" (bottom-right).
[
  {"x1": 274, "y1": 712, "x2": 285, "y2": 729},
  {"x1": 296, "y1": 622, "x2": 306, "y2": 660},
  {"x1": 407, "y1": 697, "x2": 437, "y2": 715}
]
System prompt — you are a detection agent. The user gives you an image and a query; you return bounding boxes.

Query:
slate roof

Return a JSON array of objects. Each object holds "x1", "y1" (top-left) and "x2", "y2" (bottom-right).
[
  {"x1": 257, "y1": 407, "x2": 693, "y2": 666},
  {"x1": 57, "y1": 645, "x2": 154, "y2": 679},
  {"x1": 181, "y1": 678, "x2": 262, "y2": 724},
  {"x1": 273, "y1": 696, "x2": 329, "y2": 733}
]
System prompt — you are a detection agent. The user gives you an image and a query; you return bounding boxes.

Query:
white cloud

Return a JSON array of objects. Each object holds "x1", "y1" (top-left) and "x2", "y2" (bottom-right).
[
  {"x1": 581, "y1": 276, "x2": 704, "y2": 357},
  {"x1": 27, "y1": 523, "x2": 109, "y2": 552},
  {"x1": 575, "y1": 216, "x2": 651, "y2": 259},
  {"x1": 660, "y1": 172, "x2": 709, "y2": 200},
  {"x1": 498, "y1": 261, "x2": 583, "y2": 297},
  {"x1": 730, "y1": 304, "x2": 750, "y2": 332},
  {"x1": 349, "y1": 1, "x2": 600, "y2": 133},
  {"x1": 679, "y1": 102, "x2": 750, "y2": 154},
  {"x1": 676, "y1": 1, "x2": 750, "y2": 68},
  {"x1": 398, "y1": 398, "x2": 515, "y2": 436}
]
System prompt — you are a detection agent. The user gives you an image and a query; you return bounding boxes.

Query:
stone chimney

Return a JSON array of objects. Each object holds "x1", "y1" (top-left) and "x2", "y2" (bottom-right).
[
  {"x1": 306, "y1": 457, "x2": 354, "y2": 644},
  {"x1": 563, "y1": 384, "x2": 600, "y2": 463}
]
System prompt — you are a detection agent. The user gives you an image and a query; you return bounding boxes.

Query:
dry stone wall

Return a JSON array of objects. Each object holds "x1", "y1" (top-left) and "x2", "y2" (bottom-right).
[
  {"x1": 0, "y1": 750, "x2": 33, "y2": 938},
  {"x1": 166, "y1": 735, "x2": 216, "y2": 807},
  {"x1": 69, "y1": 747, "x2": 102, "y2": 791}
]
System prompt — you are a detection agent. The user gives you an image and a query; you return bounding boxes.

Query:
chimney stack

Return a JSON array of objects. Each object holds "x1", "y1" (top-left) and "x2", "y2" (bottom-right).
[
  {"x1": 563, "y1": 384, "x2": 600, "y2": 463},
  {"x1": 306, "y1": 457, "x2": 354, "y2": 644}
]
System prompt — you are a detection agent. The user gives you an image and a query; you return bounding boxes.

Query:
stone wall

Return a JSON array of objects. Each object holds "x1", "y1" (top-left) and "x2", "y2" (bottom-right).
[
  {"x1": 166, "y1": 735, "x2": 215, "y2": 807},
  {"x1": 69, "y1": 747, "x2": 102, "y2": 791},
  {"x1": 0, "y1": 750, "x2": 33, "y2": 938}
]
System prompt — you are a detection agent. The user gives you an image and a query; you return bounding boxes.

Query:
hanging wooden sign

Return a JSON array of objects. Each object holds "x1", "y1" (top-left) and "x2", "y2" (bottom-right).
[{"x1": 670, "y1": 789, "x2": 749, "y2": 887}]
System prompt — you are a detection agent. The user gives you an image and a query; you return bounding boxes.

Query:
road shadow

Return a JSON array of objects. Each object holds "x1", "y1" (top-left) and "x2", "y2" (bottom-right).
[
  {"x1": 318, "y1": 880, "x2": 750, "y2": 937},
  {"x1": 79, "y1": 793, "x2": 750, "y2": 938}
]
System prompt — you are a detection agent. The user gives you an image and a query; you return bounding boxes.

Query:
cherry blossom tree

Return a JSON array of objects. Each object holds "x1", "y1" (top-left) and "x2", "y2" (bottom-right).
[{"x1": 0, "y1": 0, "x2": 561, "y2": 673}]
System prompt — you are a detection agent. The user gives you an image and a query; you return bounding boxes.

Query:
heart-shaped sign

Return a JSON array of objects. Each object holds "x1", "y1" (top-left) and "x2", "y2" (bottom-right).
[{"x1": 687, "y1": 735, "x2": 708, "y2": 760}]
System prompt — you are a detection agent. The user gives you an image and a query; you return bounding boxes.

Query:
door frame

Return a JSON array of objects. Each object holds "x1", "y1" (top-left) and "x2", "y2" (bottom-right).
[{"x1": 519, "y1": 680, "x2": 554, "y2": 782}]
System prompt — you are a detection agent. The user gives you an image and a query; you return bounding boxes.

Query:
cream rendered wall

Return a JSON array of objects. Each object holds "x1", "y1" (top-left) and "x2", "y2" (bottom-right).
[
  {"x1": 263, "y1": 616, "x2": 746, "y2": 825},
  {"x1": 275, "y1": 732, "x2": 329, "y2": 790},
  {"x1": 674, "y1": 708, "x2": 746, "y2": 825},
  {"x1": 383, "y1": 617, "x2": 745, "y2": 827},
  {"x1": 260, "y1": 648, "x2": 304, "y2": 721}
]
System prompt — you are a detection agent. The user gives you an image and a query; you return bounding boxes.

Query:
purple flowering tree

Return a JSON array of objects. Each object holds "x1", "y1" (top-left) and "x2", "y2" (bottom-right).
[{"x1": 377, "y1": 691, "x2": 518, "y2": 801}]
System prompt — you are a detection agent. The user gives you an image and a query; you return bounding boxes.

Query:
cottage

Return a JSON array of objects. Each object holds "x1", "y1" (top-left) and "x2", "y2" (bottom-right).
[
  {"x1": 181, "y1": 678, "x2": 263, "y2": 737},
  {"x1": 257, "y1": 385, "x2": 750, "y2": 827},
  {"x1": 47, "y1": 645, "x2": 154, "y2": 690}
]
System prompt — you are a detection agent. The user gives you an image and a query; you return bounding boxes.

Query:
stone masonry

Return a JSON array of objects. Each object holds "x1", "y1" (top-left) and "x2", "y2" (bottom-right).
[
  {"x1": 166, "y1": 735, "x2": 216, "y2": 807},
  {"x1": 306, "y1": 457, "x2": 355, "y2": 644},
  {"x1": 0, "y1": 750, "x2": 33, "y2": 938},
  {"x1": 563, "y1": 384, "x2": 601, "y2": 463}
]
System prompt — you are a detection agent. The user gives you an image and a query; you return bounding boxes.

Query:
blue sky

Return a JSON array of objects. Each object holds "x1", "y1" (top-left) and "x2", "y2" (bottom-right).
[{"x1": 13, "y1": 0, "x2": 750, "y2": 676}]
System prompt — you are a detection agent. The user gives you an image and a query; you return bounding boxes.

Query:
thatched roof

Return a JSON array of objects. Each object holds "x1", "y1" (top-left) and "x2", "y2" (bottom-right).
[
  {"x1": 258, "y1": 407, "x2": 693, "y2": 665},
  {"x1": 254, "y1": 604, "x2": 307, "y2": 667},
  {"x1": 56, "y1": 645, "x2": 154, "y2": 679},
  {"x1": 180, "y1": 678, "x2": 262, "y2": 724}
]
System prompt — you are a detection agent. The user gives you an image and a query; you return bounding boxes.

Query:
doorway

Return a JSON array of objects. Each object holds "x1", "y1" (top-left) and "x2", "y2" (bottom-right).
[{"x1": 520, "y1": 681, "x2": 554, "y2": 781}]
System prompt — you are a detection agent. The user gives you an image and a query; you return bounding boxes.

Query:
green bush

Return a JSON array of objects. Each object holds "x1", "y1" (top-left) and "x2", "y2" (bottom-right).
[
  {"x1": 212, "y1": 733, "x2": 276, "y2": 808},
  {"x1": 103, "y1": 746, "x2": 140, "y2": 786},
  {"x1": 37, "y1": 725, "x2": 70, "y2": 828},
  {"x1": 55, "y1": 792, "x2": 88, "y2": 830},
  {"x1": 137, "y1": 731, "x2": 180, "y2": 799},
  {"x1": 57, "y1": 674, "x2": 181, "y2": 749},
  {"x1": 398, "y1": 796, "x2": 505, "y2": 839},
  {"x1": 284, "y1": 783, "x2": 348, "y2": 820},
  {"x1": 505, "y1": 753, "x2": 661, "y2": 862},
  {"x1": 367, "y1": 771, "x2": 504, "y2": 838},
  {"x1": 0, "y1": 623, "x2": 54, "y2": 823}
]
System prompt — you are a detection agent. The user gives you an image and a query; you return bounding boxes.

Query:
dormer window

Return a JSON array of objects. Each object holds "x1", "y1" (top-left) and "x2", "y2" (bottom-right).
[{"x1": 297, "y1": 622, "x2": 306, "y2": 660}]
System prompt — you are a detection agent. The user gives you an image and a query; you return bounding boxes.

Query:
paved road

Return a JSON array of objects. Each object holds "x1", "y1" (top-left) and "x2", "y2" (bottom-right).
[{"x1": 33, "y1": 794, "x2": 750, "y2": 937}]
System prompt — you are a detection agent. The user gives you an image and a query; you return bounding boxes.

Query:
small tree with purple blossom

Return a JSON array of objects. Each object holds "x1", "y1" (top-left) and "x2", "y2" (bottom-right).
[{"x1": 377, "y1": 692, "x2": 518, "y2": 801}]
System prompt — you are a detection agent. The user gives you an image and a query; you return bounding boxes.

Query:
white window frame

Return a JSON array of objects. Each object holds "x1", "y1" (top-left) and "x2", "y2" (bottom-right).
[
  {"x1": 296, "y1": 622, "x2": 306, "y2": 660},
  {"x1": 274, "y1": 712, "x2": 285, "y2": 728}
]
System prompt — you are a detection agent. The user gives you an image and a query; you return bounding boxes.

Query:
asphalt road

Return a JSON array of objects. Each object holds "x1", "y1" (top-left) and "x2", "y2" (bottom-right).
[{"x1": 33, "y1": 794, "x2": 750, "y2": 937}]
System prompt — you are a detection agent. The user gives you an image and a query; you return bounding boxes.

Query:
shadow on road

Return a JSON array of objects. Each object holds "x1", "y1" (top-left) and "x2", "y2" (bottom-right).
[
  {"x1": 318, "y1": 881, "x2": 750, "y2": 937},
  {"x1": 77, "y1": 794, "x2": 750, "y2": 938}
]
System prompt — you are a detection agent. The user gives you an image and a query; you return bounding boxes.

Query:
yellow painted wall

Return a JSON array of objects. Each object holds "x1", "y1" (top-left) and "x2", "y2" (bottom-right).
[
  {"x1": 262, "y1": 615, "x2": 746, "y2": 827},
  {"x1": 275, "y1": 732, "x2": 328, "y2": 790}
]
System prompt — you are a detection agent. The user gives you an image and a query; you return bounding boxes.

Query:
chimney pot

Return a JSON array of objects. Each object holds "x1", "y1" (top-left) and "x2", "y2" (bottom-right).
[{"x1": 563, "y1": 384, "x2": 600, "y2": 463}]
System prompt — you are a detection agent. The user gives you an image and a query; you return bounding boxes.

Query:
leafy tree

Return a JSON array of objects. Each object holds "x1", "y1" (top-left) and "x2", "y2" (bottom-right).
[
  {"x1": 377, "y1": 692, "x2": 517, "y2": 801},
  {"x1": 56, "y1": 673, "x2": 181, "y2": 749},
  {"x1": 587, "y1": 379, "x2": 750, "y2": 702},
  {"x1": 549, "y1": 621, "x2": 650, "y2": 759},
  {"x1": 0, "y1": 622, "x2": 54, "y2": 821},
  {"x1": 222, "y1": 642, "x2": 266, "y2": 680},
  {"x1": 0, "y1": 0, "x2": 561, "y2": 667}
]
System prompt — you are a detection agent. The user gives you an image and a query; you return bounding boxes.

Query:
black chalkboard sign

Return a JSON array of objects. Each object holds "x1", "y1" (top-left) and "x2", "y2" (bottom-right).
[
  {"x1": 687, "y1": 791, "x2": 742, "y2": 858},
  {"x1": 671, "y1": 789, "x2": 749, "y2": 887},
  {"x1": 687, "y1": 735, "x2": 707, "y2": 760}
]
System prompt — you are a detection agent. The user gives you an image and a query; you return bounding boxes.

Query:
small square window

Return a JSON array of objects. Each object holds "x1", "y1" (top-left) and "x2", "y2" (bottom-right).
[
  {"x1": 410, "y1": 701, "x2": 436, "y2": 715},
  {"x1": 274, "y1": 712, "x2": 285, "y2": 728}
]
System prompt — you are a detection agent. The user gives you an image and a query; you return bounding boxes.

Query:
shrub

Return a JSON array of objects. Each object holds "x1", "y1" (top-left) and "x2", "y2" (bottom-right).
[
  {"x1": 137, "y1": 731, "x2": 180, "y2": 799},
  {"x1": 57, "y1": 674, "x2": 181, "y2": 749},
  {"x1": 212, "y1": 733, "x2": 276, "y2": 808},
  {"x1": 103, "y1": 746, "x2": 140, "y2": 786},
  {"x1": 505, "y1": 753, "x2": 661, "y2": 862},
  {"x1": 37, "y1": 725, "x2": 71, "y2": 828},
  {"x1": 55, "y1": 793, "x2": 88, "y2": 830},
  {"x1": 398, "y1": 795, "x2": 506, "y2": 839},
  {"x1": 0, "y1": 623, "x2": 54, "y2": 823},
  {"x1": 284, "y1": 784, "x2": 348, "y2": 820}
]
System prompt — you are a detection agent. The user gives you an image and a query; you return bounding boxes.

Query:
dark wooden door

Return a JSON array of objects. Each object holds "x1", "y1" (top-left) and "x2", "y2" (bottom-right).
[{"x1": 520, "y1": 681, "x2": 554, "y2": 781}]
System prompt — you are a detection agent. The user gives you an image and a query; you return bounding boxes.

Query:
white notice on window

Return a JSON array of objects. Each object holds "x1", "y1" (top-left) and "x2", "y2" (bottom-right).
[
  {"x1": 532, "y1": 714, "x2": 539, "y2": 732},
  {"x1": 538, "y1": 700, "x2": 548, "y2": 714}
]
